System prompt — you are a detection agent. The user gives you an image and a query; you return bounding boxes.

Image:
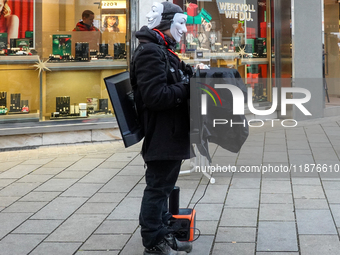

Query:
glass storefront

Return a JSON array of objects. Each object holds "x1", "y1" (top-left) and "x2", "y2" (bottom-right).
[
  {"x1": 0, "y1": 0, "x2": 129, "y2": 123},
  {"x1": 173, "y1": 0, "x2": 273, "y2": 104},
  {"x1": 324, "y1": 0, "x2": 340, "y2": 106}
]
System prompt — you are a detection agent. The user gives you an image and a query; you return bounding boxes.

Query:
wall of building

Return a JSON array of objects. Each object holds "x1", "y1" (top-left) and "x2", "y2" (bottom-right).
[{"x1": 292, "y1": 0, "x2": 324, "y2": 120}]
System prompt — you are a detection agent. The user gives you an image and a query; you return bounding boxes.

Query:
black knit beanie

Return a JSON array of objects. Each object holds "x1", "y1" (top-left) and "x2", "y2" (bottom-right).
[{"x1": 154, "y1": 2, "x2": 183, "y2": 31}]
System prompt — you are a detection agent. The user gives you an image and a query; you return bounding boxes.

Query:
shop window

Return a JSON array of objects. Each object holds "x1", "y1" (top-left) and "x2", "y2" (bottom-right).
[
  {"x1": 174, "y1": 0, "x2": 271, "y2": 103},
  {"x1": 0, "y1": 0, "x2": 129, "y2": 123}
]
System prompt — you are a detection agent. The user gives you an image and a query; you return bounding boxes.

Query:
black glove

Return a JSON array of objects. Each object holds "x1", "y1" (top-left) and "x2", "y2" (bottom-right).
[{"x1": 180, "y1": 62, "x2": 194, "y2": 77}]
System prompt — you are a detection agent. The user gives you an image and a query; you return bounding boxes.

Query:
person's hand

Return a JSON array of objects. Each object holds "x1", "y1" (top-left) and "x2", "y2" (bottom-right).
[{"x1": 181, "y1": 62, "x2": 194, "y2": 77}]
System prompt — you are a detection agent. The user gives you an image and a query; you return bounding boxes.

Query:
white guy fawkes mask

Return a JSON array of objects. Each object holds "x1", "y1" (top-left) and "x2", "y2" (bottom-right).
[
  {"x1": 170, "y1": 13, "x2": 187, "y2": 43},
  {"x1": 146, "y1": 2, "x2": 164, "y2": 29}
]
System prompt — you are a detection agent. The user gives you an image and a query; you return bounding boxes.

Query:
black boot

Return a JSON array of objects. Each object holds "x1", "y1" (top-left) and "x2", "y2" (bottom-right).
[
  {"x1": 164, "y1": 233, "x2": 193, "y2": 253},
  {"x1": 143, "y1": 239, "x2": 187, "y2": 255}
]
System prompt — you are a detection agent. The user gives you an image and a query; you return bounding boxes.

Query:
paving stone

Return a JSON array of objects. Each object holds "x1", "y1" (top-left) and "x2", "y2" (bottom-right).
[
  {"x1": 262, "y1": 180, "x2": 292, "y2": 193},
  {"x1": 99, "y1": 175, "x2": 143, "y2": 193},
  {"x1": 3, "y1": 201, "x2": 48, "y2": 213},
  {"x1": 97, "y1": 160, "x2": 128, "y2": 169},
  {"x1": 75, "y1": 202, "x2": 117, "y2": 214},
  {"x1": 117, "y1": 165, "x2": 146, "y2": 176},
  {"x1": 329, "y1": 204, "x2": 340, "y2": 227},
  {"x1": 294, "y1": 198, "x2": 329, "y2": 209},
  {"x1": 292, "y1": 178, "x2": 321, "y2": 185},
  {"x1": 88, "y1": 192, "x2": 126, "y2": 203},
  {"x1": 22, "y1": 158, "x2": 55, "y2": 165},
  {"x1": 220, "y1": 208, "x2": 258, "y2": 227},
  {"x1": 46, "y1": 214, "x2": 106, "y2": 242},
  {"x1": 263, "y1": 152, "x2": 288, "y2": 163},
  {"x1": 192, "y1": 184, "x2": 229, "y2": 204},
  {"x1": 30, "y1": 242, "x2": 82, "y2": 255},
  {"x1": 188, "y1": 203, "x2": 223, "y2": 221},
  {"x1": 0, "y1": 212, "x2": 32, "y2": 239},
  {"x1": 118, "y1": 226, "x2": 143, "y2": 255},
  {"x1": 67, "y1": 158, "x2": 106, "y2": 171},
  {"x1": 0, "y1": 182, "x2": 40, "y2": 197},
  {"x1": 0, "y1": 161, "x2": 22, "y2": 172},
  {"x1": 293, "y1": 185, "x2": 325, "y2": 199},
  {"x1": 325, "y1": 189, "x2": 340, "y2": 203},
  {"x1": 43, "y1": 159, "x2": 79, "y2": 168},
  {"x1": 13, "y1": 219, "x2": 63, "y2": 234},
  {"x1": 76, "y1": 251, "x2": 119, "y2": 255},
  {"x1": 175, "y1": 179, "x2": 201, "y2": 189},
  {"x1": 195, "y1": 220, "x2": 219, "y2": 235},
  {"x1": 259, "y1": 204, "x2": 295, "y2": 221},
  {"x1": 78, "y1": 168, "x2": 120, "y2": 183},
  {"x1": 230, "y1": 178, "x2": 261, "y2": 189},
  {"x1": 311, "y1": 148, "x2": 339, "y2": 161},
  {"x1": 54, "y1": 170, "x2": 89, "y2": 179},
  {"x1": 225, "y1": 189, "x2": 260, "y2": 208},
  {"x1": 34, "y1": 178, "x2": 78, "y2": 192},
  {"x1": 264, "y1": 144, "x2": 288, "y2": 152},
  {"x1": 0, "y1": 196, "x2": 20, "y2": 207},
  {"x1": 287, "y1": 149, "x2": 312, "y2": 155},
  {"x1": 60, "y1": 183, "x2": 103, "y2": 197},
  {"x1": 257, "y1": 222, "x2": 298, "y2": 252},
  {"x1": 108, "y1": 197, "x2": 141, "y2": 220},
  {"x1": 260, "y1": 193, "x2": 293, "y2": 204},
  {"x1": 0, "y1": 178, "x2": 16, "y2": 188},
  {"x1": 0, "y1": 164, "x2": 41, "y2": 179},
  {"x1": 322, "y1": 180, "x2": 340, "y2": 190},
  {"x1": 212, "y1": 243, "x2": 255, "y2": 255},
  {"x1": 296, "y1": 209, "x2": 337, "y2": 234},
  {"x1": 80, "y1": 234, "x2": 130, "y2": 250},
  {"x1": 257, "y1": 253, "x2": 299, "y2": 255},
  {"x1": 128, "y1": 154, "x2": 144, "y2": 166},
  {"x1": 31, "y1": 197, "x2": 87, "y2": 220},
  {"x1": 300, "y1": 235, "x2": 340, "y2": 255},
  {"x1": 212, "y1": 156, "x2": 238, "y2": 167},
  {"x1": 95, "y1": 220, "x2": 139, "y2": 234},
  {"x1": 19, "y1": 191, "x2": 61, "y2": 202},
  {"x1": 0, "y1": 234, "x2": 46, "y2": 255},
  {"x1": 31, "y1": 167, "x2": 65, "y2": 175},
  {"x1": 215, "y1": 227, "x2": 256, "y2": 242},
  {"x1": 126, "y1": 183, "x2": 145, "y2": 198},
  {"x1": 106, "y1": 152, "x2": 139, "y2": 162},
  {"x1": 16, "y1": 174, "x2": 53, "y2": 183},
  {"x1": 183, "y1": 235, "x2": 214, "y2": 255}
]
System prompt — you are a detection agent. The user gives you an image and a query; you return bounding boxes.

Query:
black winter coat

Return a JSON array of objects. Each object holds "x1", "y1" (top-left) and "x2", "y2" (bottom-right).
[{"x1": 130, "y1": 26, "x2": 190, "y2": 162}]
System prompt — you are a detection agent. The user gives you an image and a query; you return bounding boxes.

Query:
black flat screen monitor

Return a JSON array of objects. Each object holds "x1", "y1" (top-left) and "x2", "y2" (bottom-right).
[{"x1": 104, "y1": 71, "x2": 144, "y2": 148}]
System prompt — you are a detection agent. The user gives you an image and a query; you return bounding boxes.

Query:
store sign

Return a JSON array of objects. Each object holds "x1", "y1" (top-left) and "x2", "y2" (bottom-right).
[
  {"x1": 216, "y1": 0, "x2": 255, "y2": 21},
  {"x1": 201, "y1": 86, "x2": 312, "y2": 116},
  {"x1": 102, "y1": 1, "x2": 126, "y2": 9}
]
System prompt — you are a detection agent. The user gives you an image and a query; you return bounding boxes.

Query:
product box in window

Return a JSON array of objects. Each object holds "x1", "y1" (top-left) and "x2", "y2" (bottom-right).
[
  {"x1": 16, "y1": 39, "x2": 30, "y2": 48},
  {"x1": 53, "y1": 35, "x2": 72, "y2": 56},
  {"x1": 86, "y1": 97, "x2": 98, "y2": 113},
  {"x1": 0, "y1": 33, "x2": 7, "y2": 50},
  {"x1": 187, "y1": 3, "x2": 198, "y2": 17}
]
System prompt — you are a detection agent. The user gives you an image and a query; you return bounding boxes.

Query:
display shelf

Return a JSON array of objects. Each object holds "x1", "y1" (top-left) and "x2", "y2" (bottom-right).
[
  {"x1": 240, "y1": 58, "x2": 269, "y2": 65},
  {"x1": 0, "y1": 113, "x2": 39, "y2": 123},
  {"x1": 0, "y1": 55, "x2": 40, "y2": 64},
  {"x1": 45, "y1": 59, "x2": 127, "y2": 71}
]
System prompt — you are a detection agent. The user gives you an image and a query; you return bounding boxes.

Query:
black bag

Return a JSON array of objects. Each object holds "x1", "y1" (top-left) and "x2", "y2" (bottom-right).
[{"x1": 193, "y1": 68, "x2": 249, "y2": 154}]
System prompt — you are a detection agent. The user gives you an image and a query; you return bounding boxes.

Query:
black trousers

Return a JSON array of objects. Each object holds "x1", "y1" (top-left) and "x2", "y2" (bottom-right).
[{"x1": 139, "y1": 160, "x2": 182, "y2": 249}]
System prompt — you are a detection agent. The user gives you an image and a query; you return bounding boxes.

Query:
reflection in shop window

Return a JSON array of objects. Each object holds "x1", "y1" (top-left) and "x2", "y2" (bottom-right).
[{"x1": 175, "y1": 0, "x2": 270, "y2": 103}]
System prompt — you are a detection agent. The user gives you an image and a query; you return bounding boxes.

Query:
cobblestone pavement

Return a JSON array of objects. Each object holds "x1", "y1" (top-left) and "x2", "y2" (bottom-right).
[{"x1": 1, "y1": 116, "x2": 340, "y2": 255}]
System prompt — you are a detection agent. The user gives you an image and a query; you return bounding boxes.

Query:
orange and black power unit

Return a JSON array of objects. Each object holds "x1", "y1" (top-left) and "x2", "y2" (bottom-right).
[{"x1": 170, "y1": 208, "x2": 196, "y2": 242}]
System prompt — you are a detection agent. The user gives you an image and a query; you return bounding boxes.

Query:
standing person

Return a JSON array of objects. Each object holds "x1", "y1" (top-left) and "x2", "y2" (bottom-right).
[
  {"x1": 73, "y1": 10, "x2": 100, "y2": 31},
  {"x1": 130, "y1": 2, "x2": 193, "y2": 255},
  {"x1": 0, "y1": 0, "x2": 19, "y2": 44}
]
